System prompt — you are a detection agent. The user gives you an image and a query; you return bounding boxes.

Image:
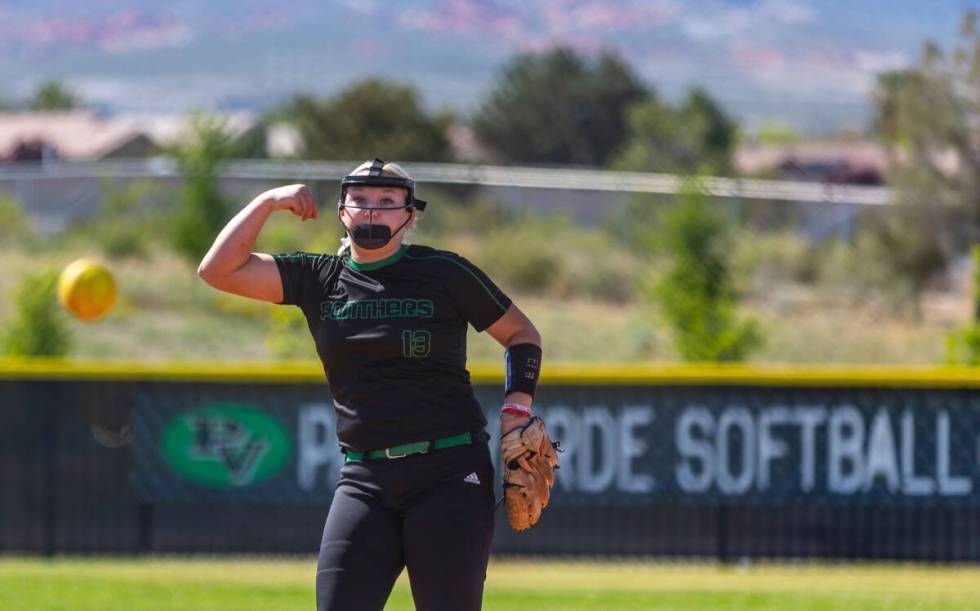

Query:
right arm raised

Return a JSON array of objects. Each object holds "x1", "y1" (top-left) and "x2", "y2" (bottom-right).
[{"x1": 197, "y1": 184, "x2": 318, "y2": 303}]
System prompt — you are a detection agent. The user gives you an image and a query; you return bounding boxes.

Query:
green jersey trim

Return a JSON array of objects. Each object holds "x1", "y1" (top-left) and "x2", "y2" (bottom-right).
[
  {"x1": 346, "y1": 245, "x2": 408, "y2": 271},
  {"x1": 403, "y1": 251, "x2": 508, "y2": 313},
  {"x1": 272, "y1": 253, "x2": 331, "y2": 263}
]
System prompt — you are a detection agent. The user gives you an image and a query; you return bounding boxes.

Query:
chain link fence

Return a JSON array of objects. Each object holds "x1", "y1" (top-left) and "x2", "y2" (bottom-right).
[{"x1": 4, "y1": 366, "x2": 980, "y2": 560}]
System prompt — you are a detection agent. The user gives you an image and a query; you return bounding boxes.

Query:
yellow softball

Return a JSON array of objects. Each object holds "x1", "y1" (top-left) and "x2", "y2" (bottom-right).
[{"x1": 57, "y1": 258, "x2": 117, "y2": 322}]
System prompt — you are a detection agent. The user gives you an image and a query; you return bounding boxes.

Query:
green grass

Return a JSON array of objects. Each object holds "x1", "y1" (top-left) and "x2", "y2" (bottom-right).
[
  {"x1": 0, "y1": 245, "x2": 964, "y2": 364},
  {"x1": 2, "y1": 557, "x2": 980, "y2": 611}
]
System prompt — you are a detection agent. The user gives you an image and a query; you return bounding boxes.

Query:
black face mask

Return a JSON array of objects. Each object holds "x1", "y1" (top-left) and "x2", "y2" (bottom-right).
[{"x1": 346, "y1": 214, "x2": 413, "y2": 250}]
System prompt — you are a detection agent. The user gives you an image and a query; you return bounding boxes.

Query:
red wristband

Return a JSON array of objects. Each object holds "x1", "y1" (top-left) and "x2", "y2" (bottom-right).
[{"x1": 501, "y1": 403, "x2": 532, "y2": 417}]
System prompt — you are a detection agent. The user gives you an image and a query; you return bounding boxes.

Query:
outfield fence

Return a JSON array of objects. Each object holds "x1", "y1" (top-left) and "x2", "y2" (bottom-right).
[
  {"x1": 3, "y1": 361, "x2": 980, "y2": 561},
  {"x1": 0, "y1": 158, "x2": 886, "y2": 236}
]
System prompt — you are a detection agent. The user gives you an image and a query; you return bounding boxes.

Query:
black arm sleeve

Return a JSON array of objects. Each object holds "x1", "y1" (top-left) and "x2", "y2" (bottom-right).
[
  {"x1": 272, "y1": 252, "x2": 328, "y2": 306},
  {"x1": 446, "y1": 254, "x2": 512, "y2": 331}
]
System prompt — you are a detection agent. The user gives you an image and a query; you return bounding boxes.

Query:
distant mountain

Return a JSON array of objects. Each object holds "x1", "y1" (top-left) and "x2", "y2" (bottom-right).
[{"x1": 0, "y1": 0, "x2": 973, "y2": 135}]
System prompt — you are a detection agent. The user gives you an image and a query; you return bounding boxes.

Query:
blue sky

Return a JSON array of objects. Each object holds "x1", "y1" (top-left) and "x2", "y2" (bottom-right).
[{"x1": 1, "y1": 0, "x2": 977, "y2": 135}]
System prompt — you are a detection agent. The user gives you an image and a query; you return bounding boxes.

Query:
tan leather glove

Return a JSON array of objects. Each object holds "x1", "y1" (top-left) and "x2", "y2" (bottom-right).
[{"x1": 500, "y1": 416, "x2": 559, "y2": 532}]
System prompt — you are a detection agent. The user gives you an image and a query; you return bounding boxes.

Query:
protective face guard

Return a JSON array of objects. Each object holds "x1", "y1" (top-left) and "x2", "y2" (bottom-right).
[{"x1": 337, "y1": 159, "x2": 426, "y2": 250}]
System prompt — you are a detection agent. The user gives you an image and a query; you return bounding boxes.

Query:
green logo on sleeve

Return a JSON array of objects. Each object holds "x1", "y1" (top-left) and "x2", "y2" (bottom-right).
[{"x1": 161, "y1": 404, "x2": 292, "y2": 488}]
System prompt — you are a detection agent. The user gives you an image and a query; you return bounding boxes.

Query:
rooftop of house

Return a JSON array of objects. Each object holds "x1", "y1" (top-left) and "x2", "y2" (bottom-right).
[{"x1": 0, "y1": 110, "x2": 258, "y2": 161}]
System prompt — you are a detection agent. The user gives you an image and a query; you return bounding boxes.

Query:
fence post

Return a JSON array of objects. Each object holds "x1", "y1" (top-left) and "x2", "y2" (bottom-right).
[
  {"x1": 716, "y1": 503, "x2": 730, "y2": 563},
  {"x1": 138, "y1": 503, "x2": 154, "y2": 554},
  {"x1": 41, "y1": 388, "x2": 58, "y2": 557}
]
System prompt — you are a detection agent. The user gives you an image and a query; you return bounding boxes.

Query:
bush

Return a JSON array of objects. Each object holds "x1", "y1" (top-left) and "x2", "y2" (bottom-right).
[
  {"x1": 420, "y1": 205, "x2": 640, "y2": 302},
  {"x1": 946, "y1": 245, "x2": 980, "y2": 365},
  {"x1": 87, "y1": 179, "x2": 163, "y2": 259},
  {"x1": 730, "y1": 227, "x2": 929, "y2": 312},
  {"x1": 168, "y1": 115, "x2": 234, "y2": 264},
  {"x1": 410, "y1": 192, "x2": 511, "y2": 245},
  {"x1": 266, "y1": 307, "x2": 316, "y2": 360},
  {"x1": 732, "y1": 230, "x2": 817, "y2": 291},
  {"x1": 476, "y1": 219, "x2": 567, "y2": 295},
  {"x1": 0, "y1": 196, "x2": 33, "y2": 245},
  {"x1": 558, "y1": 229, "x2": 639, "y2": 303},
  {"x1": 843, "y1": 227, "x2": 932, "y2": 312},
  {"x1": 253, "y1": 208, "x2": 345, "y2": 256},
  {"x1": 3, "y1": 270, "x2": 72, "y2": 357},
  {"x1": 650, "y1": 178, "x2": 762, "y2": 362},
  {"x1": 860, "y1": 198, "x2": 955, "y2": 318},
  {"x1": 946, "y1": 326, "x2": 980, "y2": 365},
  {"x1": 603, "y1": 193, "x2": 665, "y2": 255}
]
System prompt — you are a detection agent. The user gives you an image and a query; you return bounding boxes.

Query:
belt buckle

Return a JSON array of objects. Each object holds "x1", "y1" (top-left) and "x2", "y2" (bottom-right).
[{"x1": 385, "y1": 441, "x2": 430, "y2": 459}]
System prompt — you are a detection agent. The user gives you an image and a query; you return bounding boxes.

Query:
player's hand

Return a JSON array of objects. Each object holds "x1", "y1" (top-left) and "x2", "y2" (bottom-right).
[
  {"x1": 262, "y1": 184, "x2": 318, "y2": 221},
  {"x1": 500, "y1": 415, "x2": 560, "y2": 532},
  {"x1": 500, "y1": 413, "x2": 531, "y2": 438}
]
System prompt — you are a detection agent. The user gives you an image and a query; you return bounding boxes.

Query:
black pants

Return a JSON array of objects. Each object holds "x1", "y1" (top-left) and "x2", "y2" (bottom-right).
[{"x1": 316, "y1": 440, "x2": 496, "y2": 611}]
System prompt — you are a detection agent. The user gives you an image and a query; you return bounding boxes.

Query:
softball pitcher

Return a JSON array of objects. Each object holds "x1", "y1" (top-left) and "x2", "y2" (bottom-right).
[{"x1": 197, "y1": 159, "x2": 558, "y2": 611}]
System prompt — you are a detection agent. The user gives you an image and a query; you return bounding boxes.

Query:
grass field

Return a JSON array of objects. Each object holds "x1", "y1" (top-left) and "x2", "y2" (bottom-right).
[
  {"x1": 0, "y1": 246, "x2": 964, "y2": 365},
  {"x1": 3, "y1": 557, "x2": 980, "y2": 610}
]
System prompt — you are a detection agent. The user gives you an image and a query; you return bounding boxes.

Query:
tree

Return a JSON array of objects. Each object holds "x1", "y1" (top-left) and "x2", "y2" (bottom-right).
[
  {"x1": 472, "y1": 47, "x2": 649, "y2": 166},
  {"x1": 612, "y1": 88, "x2": 736, "y2": 175},
  {"x1": 30, "y1": 80, "x2": 80, "y2": 111},
  {"x1": 868, "y1": 12, "x2": 980, "y2": 312},
  {"x1": 282, "y1": 79, "x2": 452, "y2": 161},
  {"x1": 168, "y1": 115, "x2": 234, "y2": 263},
  {"x1": 871, "y1": 70, "x2": 920, "y2": 145},
  {"x1": 651, "y1": 178, "x2": 761, "y2": 362},
  {"x1": 862, "y1": 151, "x2": 957, "y2": 315}
]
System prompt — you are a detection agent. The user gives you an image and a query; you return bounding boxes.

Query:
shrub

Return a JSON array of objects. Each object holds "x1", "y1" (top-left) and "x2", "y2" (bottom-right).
[
  {"x1": 411, "y1": 192, "x2": 511, "y2": 244},
  {"x1": 430, "y1": 206, "x2": 640, "y2": 302},
  {"x1": 3, "y1": 270, "x2": 72, "y2": 357},
  {"x1": 946, "y1": 245, "x2": 980, "y2": 365},
  {"x1": 266, "y1": 307, "x2": 316, "y2": 360},
  {"x1": 475, "y1": 215, "x2": 570, "y2": 295},
  {"x1": 253, "y1": 208, "x2": 345, "y2": 256},
  {"x1": 650, "y1": 178, "x2": 762, "y2": 362},
  {"x1": 732, "y1": 230, "x2": 818, "y2": 291},
  {"x1": 0, "y1": 196, "x2": 33, "y2": 245},
  {"x1": 91, "y1": 179, "x2": 162, "y2": 259},
  {"x1": 168, "y1": 115, "x2": 234, "y2": 264}
]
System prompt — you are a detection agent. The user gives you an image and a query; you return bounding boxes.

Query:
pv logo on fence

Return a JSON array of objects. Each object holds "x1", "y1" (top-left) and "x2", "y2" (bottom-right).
[{"x1": 160, "y1": 403, "x2": 292, "y2": 488}]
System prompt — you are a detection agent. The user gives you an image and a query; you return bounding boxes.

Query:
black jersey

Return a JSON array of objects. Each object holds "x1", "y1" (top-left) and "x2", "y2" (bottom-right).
[{"x1": 273, "y1": 244, "x2": 512, "y2": 451}]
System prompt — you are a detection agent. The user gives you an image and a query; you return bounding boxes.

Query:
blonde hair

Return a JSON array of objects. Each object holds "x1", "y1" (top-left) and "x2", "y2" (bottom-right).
[{"x1": 346, "y1": 160, "x2": 414, "y2": 181}]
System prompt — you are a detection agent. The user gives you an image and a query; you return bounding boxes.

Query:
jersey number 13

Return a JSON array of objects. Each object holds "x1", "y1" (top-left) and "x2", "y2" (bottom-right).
[{"x1": 401, "y1": 330, "x2": 432, "y2": 358}]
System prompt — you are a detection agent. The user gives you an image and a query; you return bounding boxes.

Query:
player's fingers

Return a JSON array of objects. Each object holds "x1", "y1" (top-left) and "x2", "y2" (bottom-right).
[
  {"x1": 289, "y1": 199, "x2": 306, "y2": 218},
  {"x1": 301, "y1": 189, "x2": 317, "y2": 220}
]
